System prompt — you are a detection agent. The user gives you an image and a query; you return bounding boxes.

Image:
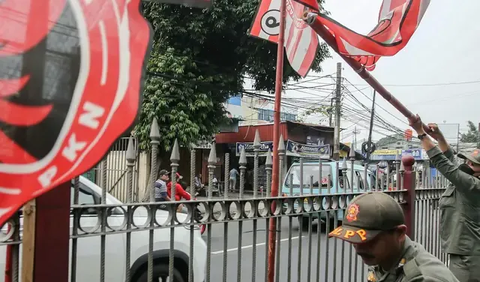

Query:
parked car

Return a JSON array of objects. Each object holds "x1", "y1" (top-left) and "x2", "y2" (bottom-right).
[
  {"x1": 0, "y1": 176, "x2": 207, "y2": 282},
  {"x1": 281, "y1": 160, "x2": 375, "y2": 229}
]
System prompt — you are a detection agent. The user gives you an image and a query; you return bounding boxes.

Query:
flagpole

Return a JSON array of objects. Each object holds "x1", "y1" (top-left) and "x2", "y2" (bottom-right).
[{"x1": 268, "y1": 0, "x2": 286, "y2": 281}]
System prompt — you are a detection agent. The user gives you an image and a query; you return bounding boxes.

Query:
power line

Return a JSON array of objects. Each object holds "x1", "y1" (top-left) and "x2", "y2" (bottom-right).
[
  {"x1": 351, "y1": 80, "x2": 480, "y2": 87},
  {"x1": 343, "y1": 78, "x2": 410, "y2": 127}
]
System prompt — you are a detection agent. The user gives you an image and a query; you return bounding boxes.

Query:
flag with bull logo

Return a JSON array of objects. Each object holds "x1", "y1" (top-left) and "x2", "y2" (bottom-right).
[
  {"x1": 294, "y1": 0, "x2": 430, "y2": 71},
  {"x1": 249, "y1": 0, "x2": 319, "y2": 77},
  {"x1": 0, "y1": 0, "x2": 152, "y2": 226}
]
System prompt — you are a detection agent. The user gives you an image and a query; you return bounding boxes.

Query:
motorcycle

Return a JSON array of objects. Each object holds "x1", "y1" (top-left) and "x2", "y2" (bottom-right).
[{"x1": 180, "y1": 197, "x2": 206, "y2": 235}]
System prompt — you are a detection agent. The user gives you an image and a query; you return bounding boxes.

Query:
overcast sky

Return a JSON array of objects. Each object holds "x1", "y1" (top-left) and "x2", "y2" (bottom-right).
[{"x1": 289, "y1": 0, "x2": 480, "y2": 144}]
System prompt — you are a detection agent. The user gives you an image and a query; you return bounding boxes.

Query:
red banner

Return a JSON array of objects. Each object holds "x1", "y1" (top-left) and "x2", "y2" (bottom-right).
[
  {"x1": 0, "y1": 0, "x2": 152, "y2": 226},
  {"x1": 297, "y1": 0, "x2": 430, "y2": 71},
  {"x1": 249, "y1": 0, "x2": 319, "y2": 77}
]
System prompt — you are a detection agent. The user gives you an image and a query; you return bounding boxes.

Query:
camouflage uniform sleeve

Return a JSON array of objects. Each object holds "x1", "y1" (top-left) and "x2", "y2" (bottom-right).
[
  {"x1": 443, "y1": 147, "x2": 455, "y2": 163},
  {"x1": 427, "y1": 147, "x2": 480, "y2": 193},
  {"x1": 407, "y1": 275, "x2": 457, "y2": 282}
]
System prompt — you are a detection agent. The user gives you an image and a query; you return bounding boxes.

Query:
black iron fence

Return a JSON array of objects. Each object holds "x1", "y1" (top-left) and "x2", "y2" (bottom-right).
[{"x1": 0, "y1": 118, "x2": 448, "y2": 282}]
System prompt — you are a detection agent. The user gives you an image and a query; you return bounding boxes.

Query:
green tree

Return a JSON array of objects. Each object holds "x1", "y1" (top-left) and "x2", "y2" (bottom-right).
[
  {"x1": 460, "y1": 121, "x2": 479, "y2": 143},
  {"x1": 135, "y1": 1, "x2": 330, "y2": 150}
]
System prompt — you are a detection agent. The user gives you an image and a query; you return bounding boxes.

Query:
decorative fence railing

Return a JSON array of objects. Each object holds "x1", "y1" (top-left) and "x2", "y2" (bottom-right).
[{"x1": 0, "y1": 118, "x2": 448, "y2": 282}]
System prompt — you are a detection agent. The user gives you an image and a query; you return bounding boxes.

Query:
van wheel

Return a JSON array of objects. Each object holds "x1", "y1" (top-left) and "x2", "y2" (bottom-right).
[{"x1": 135, "y1": 264, "x2": 185, "y2": 282}]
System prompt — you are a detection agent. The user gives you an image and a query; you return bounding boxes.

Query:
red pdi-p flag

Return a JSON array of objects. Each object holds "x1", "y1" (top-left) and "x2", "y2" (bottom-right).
[
  {"x1": 0, "y1": 0, "x2": 152, "y2": 225},
  {"x1": 249, "y1": 0, "x2": 319, "y2": 77},
  {"x1": 295, "y1": 0, "x2": 430, "y2": 71}
]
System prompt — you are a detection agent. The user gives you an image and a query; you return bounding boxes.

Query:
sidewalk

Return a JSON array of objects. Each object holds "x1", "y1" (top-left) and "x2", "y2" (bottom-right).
[{"x1": 197, "y1": 190, "x2": 270, "y2": 200}]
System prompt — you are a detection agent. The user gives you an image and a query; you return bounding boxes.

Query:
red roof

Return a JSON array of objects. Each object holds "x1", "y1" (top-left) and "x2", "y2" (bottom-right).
[
  {"x1": 216, "y1": 121, "x2": 334, "y2": 144},
  {"x1": 216, "y1": 123, "x2": 289, "y2": 144}
]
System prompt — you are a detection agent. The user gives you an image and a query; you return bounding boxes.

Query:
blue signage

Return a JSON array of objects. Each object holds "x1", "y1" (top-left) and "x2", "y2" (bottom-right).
[{"x1": 402, "y1": 149, "x2": 423, "y2": 160}]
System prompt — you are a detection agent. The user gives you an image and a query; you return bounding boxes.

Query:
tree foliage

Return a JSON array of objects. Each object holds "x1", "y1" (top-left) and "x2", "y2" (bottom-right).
[
  {"x1": 135, "y1": 0, "x2": 330, "y2": 150},
  {"x1": 460, "y1": 121, "x2": 479, "y2": 143}
]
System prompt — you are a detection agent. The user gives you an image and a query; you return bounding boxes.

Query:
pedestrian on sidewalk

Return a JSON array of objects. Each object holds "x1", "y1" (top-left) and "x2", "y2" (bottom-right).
[
  {"x1": 229, "y1": 167, "x2": 239, "y2": 192},
  {"x1": 329, "y1": 191, "x2": 459, "y2": 282},
  {"x1": 410, "y1": 117, "x2": 480, "y2": 282}
]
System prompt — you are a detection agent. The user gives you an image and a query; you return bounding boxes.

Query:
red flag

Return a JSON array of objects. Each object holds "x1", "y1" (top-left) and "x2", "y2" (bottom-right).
[
  {"x1": 297, "y1": 0, "x2": 430, "y2": 70},
  {"x1": 0, "y1": 0, "x2": 152, "y2": 226},
  {"x1": 249, "y1": 0, "x2": 319, "y2": 77},
  {"x1": 293, "y1": 0, "x2": 319, "y2": 12}
]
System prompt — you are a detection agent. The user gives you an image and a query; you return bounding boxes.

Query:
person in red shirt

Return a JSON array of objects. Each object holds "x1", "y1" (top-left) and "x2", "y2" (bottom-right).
[{"x1": 167, "y1": 173, "x2": 191, "y2": 212}]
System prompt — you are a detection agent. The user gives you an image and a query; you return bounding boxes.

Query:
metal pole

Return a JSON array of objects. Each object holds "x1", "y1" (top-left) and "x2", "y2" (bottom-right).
[
  {"x1": 333, "y1": 62, "x2": 342, "y2": 161},
  {"x1": 366, "y1": 91, "x2": 376, "y2": 162},
  {"x1": 477, "y1": 123, "x2": 480, "y2": 149},
  {"x1": 304, "y1": 13, "x2": 431, "y2": 132},
  {"x1": 268, "y1": 0, "x2": 286, "y2": 280}
]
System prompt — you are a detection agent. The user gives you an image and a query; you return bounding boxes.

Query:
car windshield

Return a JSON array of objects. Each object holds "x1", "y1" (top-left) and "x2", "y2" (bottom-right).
[{"x1": 285, "y1": 164, "x2": 332, "y2": 188}]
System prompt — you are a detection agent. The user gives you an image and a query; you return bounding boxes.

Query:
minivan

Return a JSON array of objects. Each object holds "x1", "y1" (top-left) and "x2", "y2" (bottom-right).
[{"x1": 281, "y1": 160, "x2": 375, "y2": 229}]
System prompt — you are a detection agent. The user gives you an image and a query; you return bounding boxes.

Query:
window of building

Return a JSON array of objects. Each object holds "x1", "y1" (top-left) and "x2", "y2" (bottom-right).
[{"x1": 258, "y1": 109, "x2": 296, "y2": 122}]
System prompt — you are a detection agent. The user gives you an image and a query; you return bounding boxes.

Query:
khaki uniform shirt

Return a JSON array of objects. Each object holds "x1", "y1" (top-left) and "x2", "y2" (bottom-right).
[
  {"x1": 367, "y1": 237, "x2": 459, "y2": 282},
  {"x1": 427, "y1": 147, "x2": 480, "y2": 255}
]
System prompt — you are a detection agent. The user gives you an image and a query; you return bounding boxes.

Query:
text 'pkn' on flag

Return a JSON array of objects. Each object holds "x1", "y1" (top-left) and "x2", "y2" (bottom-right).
[{"x1": 249, "y1": 0, "x2": 319, "y2": 77}]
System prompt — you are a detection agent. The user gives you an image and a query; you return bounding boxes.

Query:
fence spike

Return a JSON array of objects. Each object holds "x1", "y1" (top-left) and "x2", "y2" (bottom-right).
[
  {"x1": 278, "y1": 134, "x2": 285, "y2": 152},
  {"x1": 208, "y1": 141, "x2": 217, "y2": 164},
  {"x1": 150, "y1": 117, "x2": 160, "y2": 140},
  {"x1": 170, "y1": 139, "x2": 180, "y2": 162},
  {"x1": 126, "y1": 136, "x2": 136, "y2": 162},
  {"x1": 349, "y1": 143, "x2": 356, "y2": 159},
  {"x1": 239, "y1": 147, "x2": 247, "y2": 166},
  {"x1": 342, "y1": 158, "x2": 348, "y2": 170},
  {"x1": 265, "y1": 148, "x2": 273, "y2": 166},
  {"x1": 254, "y1": 129, "x2": 261, "y2": 146}
]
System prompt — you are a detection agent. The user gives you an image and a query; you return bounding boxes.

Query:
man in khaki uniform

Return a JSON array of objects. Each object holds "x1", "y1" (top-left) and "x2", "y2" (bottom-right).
[
  {"x1": 329, "y1": 191, "x2": 459, "y2": 282},
  {"x1": 410, "y1": 119, "x2": 480, "y2": 281}
]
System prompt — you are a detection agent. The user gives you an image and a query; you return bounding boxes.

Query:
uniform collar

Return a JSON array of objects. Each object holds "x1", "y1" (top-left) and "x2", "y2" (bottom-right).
[{"x1": 379, "y1": 236, "x2": 415, "y2": 274}]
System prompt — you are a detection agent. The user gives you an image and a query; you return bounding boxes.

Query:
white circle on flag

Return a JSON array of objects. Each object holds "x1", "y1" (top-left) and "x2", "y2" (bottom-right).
[{"x1": 261, "y1": 9, "x2": 280, "y2": 36}]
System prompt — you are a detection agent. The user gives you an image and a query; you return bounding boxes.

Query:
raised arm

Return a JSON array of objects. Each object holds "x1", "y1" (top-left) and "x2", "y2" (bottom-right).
[
  {"x1": 427, "y1": 123, "x2": 455, "y2": 162},
  {"x1": 411, "y1": 116, "x2": 479, "y2": 193}
]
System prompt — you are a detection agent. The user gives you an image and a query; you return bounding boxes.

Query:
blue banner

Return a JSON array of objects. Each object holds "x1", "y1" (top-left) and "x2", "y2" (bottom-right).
[
  {"x1": 401, "y1": 149, "x2": 423, "y2": 160},
  {"x1": 286, "y1": 140, "x2": 330, "y2": 158}
]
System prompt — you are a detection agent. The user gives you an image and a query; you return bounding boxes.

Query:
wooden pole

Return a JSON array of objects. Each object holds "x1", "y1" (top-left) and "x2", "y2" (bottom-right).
[{"x1": 20, "y1": 201, "x2": 36, "y2": 282}]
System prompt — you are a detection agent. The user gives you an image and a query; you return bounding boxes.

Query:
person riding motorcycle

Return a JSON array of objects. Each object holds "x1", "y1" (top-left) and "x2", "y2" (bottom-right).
[{"x1": 167, "y1": 173, "x2": 191, "y2": 213}]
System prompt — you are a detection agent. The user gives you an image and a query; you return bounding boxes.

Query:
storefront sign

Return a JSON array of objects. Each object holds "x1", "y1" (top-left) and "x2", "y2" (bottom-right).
[
  {"x1": 401, "y1": 149, "x2": 423, "y2": 160},
  {"x1": 236, "y1": 141, "x2": 274, "y2": 156},
  {"x1": 370, "y1": 149, "x2": 401, "y2": 161},
  {"x1": 286, "y1": 140, "x2": 330, "y2": 159}
]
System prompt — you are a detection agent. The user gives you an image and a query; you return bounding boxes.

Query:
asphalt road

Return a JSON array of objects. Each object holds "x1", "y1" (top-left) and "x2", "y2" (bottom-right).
[{"x1": 203, "y1": 217, "x2": 368, "y2": 282}]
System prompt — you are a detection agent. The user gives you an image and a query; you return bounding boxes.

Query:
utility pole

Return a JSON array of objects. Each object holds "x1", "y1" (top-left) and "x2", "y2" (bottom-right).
[
  {"x1": 365, "y1": 90, "x2": 376, "y2": 162},
  {"x1": 329, "y1": 98, "x2": 334, "y2": 127},
  {"x1": 333, "y1": 62, "x2": 342, "y2": 160},
  {"x1": 353, "y1": 126, "x2": 360, "y2": 150}
]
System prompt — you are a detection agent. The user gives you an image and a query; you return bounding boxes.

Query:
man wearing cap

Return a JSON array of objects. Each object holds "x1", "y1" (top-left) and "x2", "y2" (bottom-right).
[
  {"x1": 155, "y1": 169, "x2": 171, "y2": 203},
  {"x1": 330, "y1": 192, "x2": 459, "y2": 282},
  {"x1": 410, "y1": 118, "x2": 480, "y2": 281}
]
